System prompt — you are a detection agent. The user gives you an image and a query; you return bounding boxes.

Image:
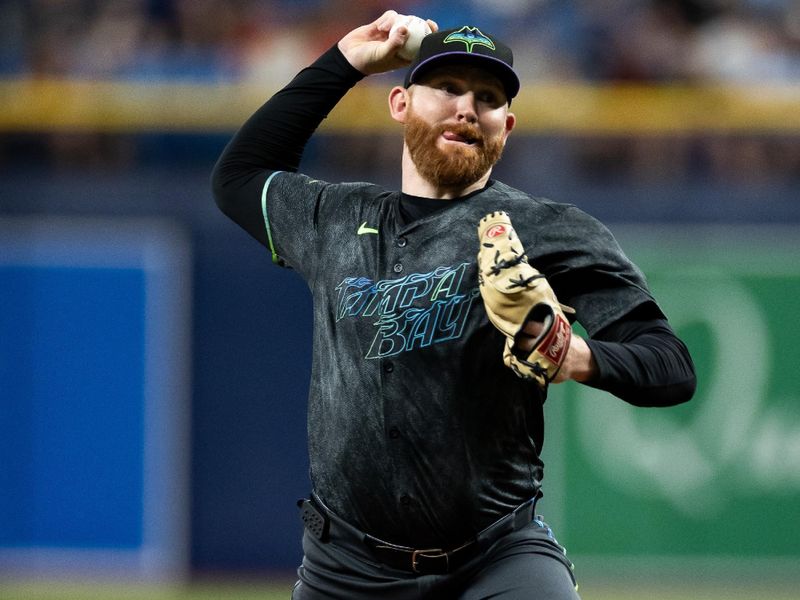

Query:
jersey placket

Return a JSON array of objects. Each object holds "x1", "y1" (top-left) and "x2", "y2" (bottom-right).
[{"x1": 378, "y1": 227, "x2": 419, "y2": 516}]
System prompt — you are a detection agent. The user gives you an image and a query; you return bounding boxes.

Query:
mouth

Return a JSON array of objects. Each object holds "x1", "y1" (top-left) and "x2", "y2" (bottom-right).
[{"x1": 442, "y1": 130, "x2": 480, "y2": 146}]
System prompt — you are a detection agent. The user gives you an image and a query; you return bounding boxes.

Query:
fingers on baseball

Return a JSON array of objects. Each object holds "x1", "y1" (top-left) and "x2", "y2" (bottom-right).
[
  {"x1": 376, "y1": 11, "x2": 411, "y2": 48},
  {"x1": 376, "y1": 10, "x2": 400, "y2": 32}
]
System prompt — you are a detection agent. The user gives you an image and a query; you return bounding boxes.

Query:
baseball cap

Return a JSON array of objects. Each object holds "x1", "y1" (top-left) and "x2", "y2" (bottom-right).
[{"x1": 403, "y1": 26, "x2": 520, "y2": 103}]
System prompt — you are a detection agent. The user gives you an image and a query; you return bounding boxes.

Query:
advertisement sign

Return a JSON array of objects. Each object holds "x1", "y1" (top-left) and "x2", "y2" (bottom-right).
[{"x1": 543, "y1": 226, "x2": 800, "y2": 568}]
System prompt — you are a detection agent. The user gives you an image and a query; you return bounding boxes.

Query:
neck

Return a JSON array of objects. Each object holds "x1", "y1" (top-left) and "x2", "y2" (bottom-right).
[{"x1": 400, "y1": 146, "x2": 492, "y2": 199}]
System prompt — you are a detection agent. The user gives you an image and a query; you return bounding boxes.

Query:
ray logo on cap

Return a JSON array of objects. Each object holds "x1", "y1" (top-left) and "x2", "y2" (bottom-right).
[{"x1": 443, "y1": 27, "x2": 496, "y2": 53}]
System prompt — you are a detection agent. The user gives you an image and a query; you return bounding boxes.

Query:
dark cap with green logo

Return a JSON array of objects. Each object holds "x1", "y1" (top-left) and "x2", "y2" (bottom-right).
[{"x1": 403, "y1": 26, "x2": 520, "y2": 102}]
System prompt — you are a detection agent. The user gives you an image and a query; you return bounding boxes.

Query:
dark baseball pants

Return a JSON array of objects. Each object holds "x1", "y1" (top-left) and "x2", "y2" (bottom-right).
[{"x1": 291, "y1": 505, "x2": 580, "y2": 600}]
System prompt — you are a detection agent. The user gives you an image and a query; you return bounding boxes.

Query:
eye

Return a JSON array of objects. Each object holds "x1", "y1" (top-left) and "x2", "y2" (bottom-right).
[
  {"x1": 438, "y1": 82, "x2": 459, "y2": 95},
  {"x1": 477, "y1": 89, "x2": 504, "y2": 107}
]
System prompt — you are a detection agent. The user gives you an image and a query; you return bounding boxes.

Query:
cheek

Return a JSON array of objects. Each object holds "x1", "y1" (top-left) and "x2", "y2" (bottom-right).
[
  {"x1": 409, "y1": 93, "x2": 454, "y2": 122},
  {"x1": 482, "y1": 119, "x2": 508, "y2": 142},
  {"x1": 415, "y1": 105, "x2": 449, "y2": 125}
]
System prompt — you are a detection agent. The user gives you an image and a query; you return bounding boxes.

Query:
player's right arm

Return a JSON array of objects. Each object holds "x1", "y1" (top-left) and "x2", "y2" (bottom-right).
[
  {"x1": 211, "y1": 11, "x2": 433, "y2": 247},
  {"x1": 210, "y1": 43, "x2": 364, "y2": 246}
]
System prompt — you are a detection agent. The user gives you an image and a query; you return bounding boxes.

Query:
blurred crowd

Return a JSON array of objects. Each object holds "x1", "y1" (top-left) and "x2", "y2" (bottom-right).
[
  {"x1": 2, "y1": 0, "x2": 799, "y2": 83},
  {"x1": 1, "y1": 0, "x2": 799, "y2": 182}
]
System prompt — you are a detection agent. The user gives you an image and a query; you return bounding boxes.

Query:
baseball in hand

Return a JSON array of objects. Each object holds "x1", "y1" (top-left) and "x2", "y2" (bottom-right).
[{"x1": 391, "y1": 16, "x2": 432, "y2": 61}]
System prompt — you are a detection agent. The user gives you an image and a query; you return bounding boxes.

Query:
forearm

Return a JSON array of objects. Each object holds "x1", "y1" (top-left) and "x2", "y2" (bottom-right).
[
  {"x1": 582, "y1": 318, "x2": 696, "y2": 407},
  {"x1": 216, "y1": 44, "x2": 363, "y2": 176}
]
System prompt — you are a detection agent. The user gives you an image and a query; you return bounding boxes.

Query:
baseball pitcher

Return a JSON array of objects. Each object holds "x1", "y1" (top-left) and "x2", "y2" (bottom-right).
[{"x1": 212, "y1": 10, "x2": 696, "y2": 599}]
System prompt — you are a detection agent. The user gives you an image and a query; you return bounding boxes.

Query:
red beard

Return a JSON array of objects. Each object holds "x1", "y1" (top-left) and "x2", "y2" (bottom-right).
[{"x1": 404, "y1": 113, "x2": 506, "y2": 189}]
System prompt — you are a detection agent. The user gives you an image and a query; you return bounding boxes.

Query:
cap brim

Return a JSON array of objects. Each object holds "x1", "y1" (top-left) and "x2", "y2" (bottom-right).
[{"x1": 406, "y1": 51, "x2": 520, "y2": 101}]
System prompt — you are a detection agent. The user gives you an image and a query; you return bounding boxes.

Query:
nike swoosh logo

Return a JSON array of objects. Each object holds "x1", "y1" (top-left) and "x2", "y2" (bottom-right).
[{"x1": 357, "y1": 222, "x2": 379, "y2": 235}]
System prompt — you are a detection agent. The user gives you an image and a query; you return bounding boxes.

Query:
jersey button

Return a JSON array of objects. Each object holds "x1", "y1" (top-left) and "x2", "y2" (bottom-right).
[
  {"x1": 400, "y1": 494, "x2": 411, "y2": 506},
  {"x1": 389, "y1": 427, "x2": 401, "y2": 439},
  {"x1": 396, "y1": 237, "x2": 407, "y2": 248},
  {"x1": 393, "y1": 263, "x2": 403, "y2": 273},
  {"x1": 383, "y1": 361, "x2": 394, "y2": 373}
]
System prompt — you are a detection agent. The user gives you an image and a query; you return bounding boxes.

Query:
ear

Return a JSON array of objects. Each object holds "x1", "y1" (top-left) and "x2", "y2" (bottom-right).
[
  {"x1": 388, "y1": 86, "x2": 410, "y2": 124},
  {"x1": 503, "y1": 111, "x2": 516, "y2": 142}
]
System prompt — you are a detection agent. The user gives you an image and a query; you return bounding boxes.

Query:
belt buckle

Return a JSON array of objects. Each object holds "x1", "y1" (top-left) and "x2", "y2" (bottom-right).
[{"x1": 411, "y1": 548, "x2": 448, "y2": 574}]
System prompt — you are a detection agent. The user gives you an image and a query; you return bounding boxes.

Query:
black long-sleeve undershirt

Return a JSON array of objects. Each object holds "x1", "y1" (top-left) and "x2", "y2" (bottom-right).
[
  {"x1": 587, "y1": 305, "x2": 695, "y2": 406},
  {"x1": 212, "y1": 44, "x2": 364, "y2": 246},
  {"x1": 211, "y1": 44, "x2": 695, "y2": 408}
]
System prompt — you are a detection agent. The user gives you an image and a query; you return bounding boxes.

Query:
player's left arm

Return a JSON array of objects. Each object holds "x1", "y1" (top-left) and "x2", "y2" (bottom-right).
[
  {"x1": 583, "y1": 304, "x2": 696, "y2": 406},
  {"x1": 517, "y1": 304, "x2": 696, "y2": 406},
  {"x1": 481, "y1": 206, "x2": 695, "y2": 406}
]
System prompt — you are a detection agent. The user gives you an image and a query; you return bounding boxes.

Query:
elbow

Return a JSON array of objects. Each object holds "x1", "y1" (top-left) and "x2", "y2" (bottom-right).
[
  {"x1": 662, "y1": 374, "x2": 696, "y2": 406},
  {"x1": 210, "y1": 160, "x2": 236, "y2": 218},
  {"x1": 642, "y1": 339, "x2": 697, "y2": 407},
  {"x1": 632, "y1": 373, "x2": 696, "y2": 408},
  {"x1": 664, "y1": 348, "x2": 697, "y2": 406},
  {"x1": 210, "y1": 161, "x2": 226, "y2": 210},
  {"x1": 681, "y1": 371, "x2": 697, "y2": 404}
]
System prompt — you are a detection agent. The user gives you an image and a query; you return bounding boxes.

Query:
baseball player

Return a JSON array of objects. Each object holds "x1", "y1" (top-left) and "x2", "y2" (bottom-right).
[{"x1": 212, "y1": 10, "x2": 696, "y2": 600}]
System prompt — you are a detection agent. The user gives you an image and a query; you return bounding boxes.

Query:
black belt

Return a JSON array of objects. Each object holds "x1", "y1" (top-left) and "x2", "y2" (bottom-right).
[{"x1": 298, "y1": 494, "x2": 539, "y2": 576}]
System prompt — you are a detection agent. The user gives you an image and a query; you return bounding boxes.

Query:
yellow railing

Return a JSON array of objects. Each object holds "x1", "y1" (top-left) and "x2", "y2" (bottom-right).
[{"x1": 2, "y1": 78, "x2": 799, "y2": 134}]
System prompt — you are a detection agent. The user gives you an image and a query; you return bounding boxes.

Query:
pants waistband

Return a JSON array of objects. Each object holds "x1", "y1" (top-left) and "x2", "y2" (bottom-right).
[{"x1": 297, "y1": 493, "x2": 539, "y2": 576}]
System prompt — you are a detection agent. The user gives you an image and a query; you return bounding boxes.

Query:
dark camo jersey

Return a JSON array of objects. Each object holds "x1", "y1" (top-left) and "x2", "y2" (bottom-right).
[{"x1": 261, "y1": 171, "x2": 657, "y2": 548}]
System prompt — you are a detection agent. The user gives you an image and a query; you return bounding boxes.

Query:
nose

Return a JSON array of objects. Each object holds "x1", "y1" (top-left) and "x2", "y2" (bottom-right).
[{"x1": 455, "y1": 92, "x2": 478, "y2": 124}]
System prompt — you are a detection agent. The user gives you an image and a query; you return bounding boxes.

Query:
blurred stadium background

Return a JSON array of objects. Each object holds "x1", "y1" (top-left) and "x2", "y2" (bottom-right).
[{"x1": 1, "y1": 0, "x2": 799, "y2": 598}]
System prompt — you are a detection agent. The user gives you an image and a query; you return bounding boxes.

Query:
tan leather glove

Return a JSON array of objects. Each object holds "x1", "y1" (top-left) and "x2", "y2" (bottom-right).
[{"x1": 477, "y1": 211, "x2": 575, "y2": 388}]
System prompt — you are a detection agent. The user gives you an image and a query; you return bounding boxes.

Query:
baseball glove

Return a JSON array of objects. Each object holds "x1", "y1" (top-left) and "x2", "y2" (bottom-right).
[{"x1": 477, "y1": 211, "x2": 574, "y2": 387}]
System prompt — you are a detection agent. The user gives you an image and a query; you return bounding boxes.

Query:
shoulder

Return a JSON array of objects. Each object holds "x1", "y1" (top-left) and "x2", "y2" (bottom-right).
[
  {"x1": 477, "y1": 181, "x2": 601, "y2": 230},
  {"x1": 273, "y1": 172, "x2": 389, "y2": 196},
  {"x1": 268, "y1": 173, "x2": 396, "y2": 211},
  {"x1": 476, "y1": 181, "x2": 631, "y2": 265},
  {"x1": 317, "y1": 181, "x2": 397, "y2": 219}
]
